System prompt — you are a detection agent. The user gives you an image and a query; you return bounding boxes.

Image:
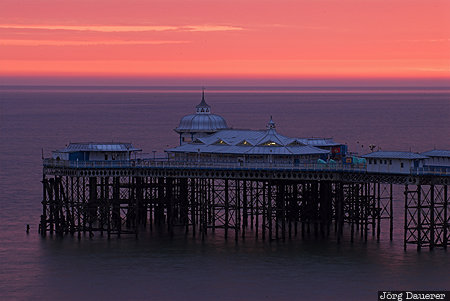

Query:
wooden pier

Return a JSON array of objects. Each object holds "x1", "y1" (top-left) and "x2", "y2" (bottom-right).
[{"x1": 40, "y1": 160, "x2": 449, "y2": 250}]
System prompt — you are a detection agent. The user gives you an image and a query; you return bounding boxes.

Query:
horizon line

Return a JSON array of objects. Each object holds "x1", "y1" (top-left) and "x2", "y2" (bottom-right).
[{"x1": 1, "y1": 75, "x2": 449, "y2": 87}]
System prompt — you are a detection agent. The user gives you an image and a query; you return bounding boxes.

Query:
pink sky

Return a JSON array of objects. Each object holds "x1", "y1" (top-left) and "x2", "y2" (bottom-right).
[{"x1": 1, "y1": 0, "x2": 449, "y2": 85}]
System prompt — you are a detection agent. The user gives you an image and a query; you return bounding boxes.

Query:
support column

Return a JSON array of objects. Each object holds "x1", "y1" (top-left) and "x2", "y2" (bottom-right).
[
  {"x1": 242, "y1": 180, "x2": 247, "y2": 239},
  {"x1": 430, "y1": 185, "x2": 435, "y2": 250},
  {"x1": 390, "y1": 183, "x2": 393, "y2": 241},
  {"x1": 444, "y1": 185, "x2": 448, "y2": 250},
  {"x1": 224, "y1": 179, "x2": 229, "y2": 240}
]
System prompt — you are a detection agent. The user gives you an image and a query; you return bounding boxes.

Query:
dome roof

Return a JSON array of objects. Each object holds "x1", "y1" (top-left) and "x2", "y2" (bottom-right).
[
  {"x1": 175, "y1": 90, "x2": 228, "y2": 133},
  {"x1": 176, "y1": 114, "x2": 228, "y2": 133}
]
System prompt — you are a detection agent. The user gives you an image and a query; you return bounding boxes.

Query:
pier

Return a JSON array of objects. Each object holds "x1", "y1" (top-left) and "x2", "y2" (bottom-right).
[
  {"x1": 41, "y1": 158, "x2": 449, "y2": 250},
  {"x1": 39, "y1": 94, "x2": 449, "y2": 251}
]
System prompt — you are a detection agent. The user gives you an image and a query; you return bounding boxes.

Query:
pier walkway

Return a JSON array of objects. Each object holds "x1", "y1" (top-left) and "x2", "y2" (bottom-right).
[{"x1": 43, "y1": 158, "x2": 450, "y2": 177}]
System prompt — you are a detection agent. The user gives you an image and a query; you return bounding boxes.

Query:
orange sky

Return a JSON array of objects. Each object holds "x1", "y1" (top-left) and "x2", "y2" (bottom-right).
[{"x1": 1, "y1": 0, "x2": 449, "y2": 84}]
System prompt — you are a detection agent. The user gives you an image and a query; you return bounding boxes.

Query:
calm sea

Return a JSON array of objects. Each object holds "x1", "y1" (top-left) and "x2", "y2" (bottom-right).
[{"x1": 0, "y1": 86, "x2": 449, "y2": 300}]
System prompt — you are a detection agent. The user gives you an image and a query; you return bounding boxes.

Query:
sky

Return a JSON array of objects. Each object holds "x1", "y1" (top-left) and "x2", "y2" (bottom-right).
[{"x1": 1, "y1": 0, "x2": 450, "y2": 85}]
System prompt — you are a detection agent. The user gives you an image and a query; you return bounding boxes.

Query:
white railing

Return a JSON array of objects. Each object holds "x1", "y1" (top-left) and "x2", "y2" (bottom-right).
[
  {"x1": 410, "y1": 167, "x2": 450, "y2": 176},
  {"x1": 42, "y1": 158, "x2": 450, "y2": 176},
  {"x1": 43, "y1": 158, "x2": 366, "y2": 172}
]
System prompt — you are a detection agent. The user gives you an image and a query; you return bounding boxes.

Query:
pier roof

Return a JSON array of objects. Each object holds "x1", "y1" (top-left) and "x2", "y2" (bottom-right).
[
  {"x1": 166, "y1": 143, "x2": 328, "y2": 156},
  {"x1": 56, "y1": 142, "x2": 141, "y2": 153},
  {"x1": 168, "y1": 119, "x2": 331, "y2": 156},
  {"x1": 174, "y1": 124, "x2": 341, "y2": 150},
  {"x1": 175, "y1": 114, "x2": 228, "y2": 133},
  {"x1": 421, "y1": 150, "x2": 450, "y2": 158},
  {"x1": 175, "y1": 91, "x2": 228, "y2": 133},
  {"x1": 362, "y1": 151, "x2": 428, "y2": 160},
  {"x1": 194, "y1": 129, "x2": 266, "y2": 146}
]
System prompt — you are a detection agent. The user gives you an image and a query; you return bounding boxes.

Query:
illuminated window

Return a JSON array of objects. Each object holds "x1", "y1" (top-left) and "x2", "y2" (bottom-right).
[
  {"x1": 261, "y1": 141, "x2": 281, "y2": 147},
  {"x1": 213, "y1": 139, "x2": 228, "y2": 145},
  {"x1": 238, "y1": 140, "x2": 252, "y2": 146}
]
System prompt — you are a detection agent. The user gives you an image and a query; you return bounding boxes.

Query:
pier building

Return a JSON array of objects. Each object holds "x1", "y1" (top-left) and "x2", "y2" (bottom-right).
[
  {"x1": 171, "y1": 94, "x2": 347, "y2": 165},
  {"x1": 362, "y1": 151, "x2": 427, "y2": 174},
  {"x1": 363, "y1": 150, "x2": 450, "y2": 175},
  {"x1": 52, "y1": 142, "x2": 141, "y2": 161},
  {"x1": 421, "y1": 150, "x2": 450, "y2": 172},
  {"x1": 40, "y1": 92, "x2": 449, "y2": 251},
  {"x1": 168, "y1": 119, "x2": 330, "y2": 165},
  {"x1": 175, "y1": 90, "x2": 229, "y2": 145}
]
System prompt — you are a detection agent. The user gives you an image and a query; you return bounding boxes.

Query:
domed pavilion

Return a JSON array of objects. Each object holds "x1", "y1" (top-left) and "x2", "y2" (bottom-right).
[{"x1": 175, "y1": 90, "x2": 229, "y2": 145}]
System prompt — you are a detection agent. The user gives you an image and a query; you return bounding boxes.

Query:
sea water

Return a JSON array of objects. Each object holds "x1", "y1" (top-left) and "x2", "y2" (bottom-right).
[{"x1": 0, "y1": 86, "x2": 449, "y2": 300}]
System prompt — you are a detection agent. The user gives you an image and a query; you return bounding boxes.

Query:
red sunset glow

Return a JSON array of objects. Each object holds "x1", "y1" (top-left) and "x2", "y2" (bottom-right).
[{"x1": 1, "y1": 0, "x2": 449, "y2": 84}]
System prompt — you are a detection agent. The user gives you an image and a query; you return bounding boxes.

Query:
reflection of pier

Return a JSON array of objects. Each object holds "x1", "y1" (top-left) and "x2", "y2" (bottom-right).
[{"x1": 41, "y1": 159, "x2": 449, "y2": 251}]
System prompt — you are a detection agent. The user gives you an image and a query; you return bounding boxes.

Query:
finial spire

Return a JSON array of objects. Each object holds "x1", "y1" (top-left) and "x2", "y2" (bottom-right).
[
  {"x1": 196, "y1": 87, "x2": 211, "y2": 114},
  {"x1": 267, "y1": 116, "x2": 276, "y2": 129}
]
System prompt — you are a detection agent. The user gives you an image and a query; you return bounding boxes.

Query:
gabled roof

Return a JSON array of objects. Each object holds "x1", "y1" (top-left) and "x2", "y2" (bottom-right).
[
  {"x1": 184, "y1": 129, "x2": 323, "y2": 148},
  {"x1": 56, "y1": 142, "x2": 141, "y2": 153},
  {"x1": 421, "y1": 150, "x2": 450, "y2": 158},
  {"x1": 191, "y1": 138, "x2": 205, "y2": 144},
  {"x1": 361, "y1": 151, "x2": 428, "y2": 160},
  {"x1": 212, "y1": 138, "x2": 231, "y2": 145},
  {"x1": 166, "y1": 143, "x2": 328, "y2": 156},
  {"x1": 196, "y1": 129, "x2": 266, "y2": 146},
  {"x1": 169, "y1": 117, "x2": 343, "y2": 156},
  {"x1": 255, "y1": 128, "x2": 288, "y2": 146},
  {"x1": 287, "y1": 140, "x2": 307, "y2": 147},
  {"x1": 236, "y1": 139, "x2": 255, "y2": 146},
  {"x1": 167, "y1": 122, "x2": 331, "y2": 156}
]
